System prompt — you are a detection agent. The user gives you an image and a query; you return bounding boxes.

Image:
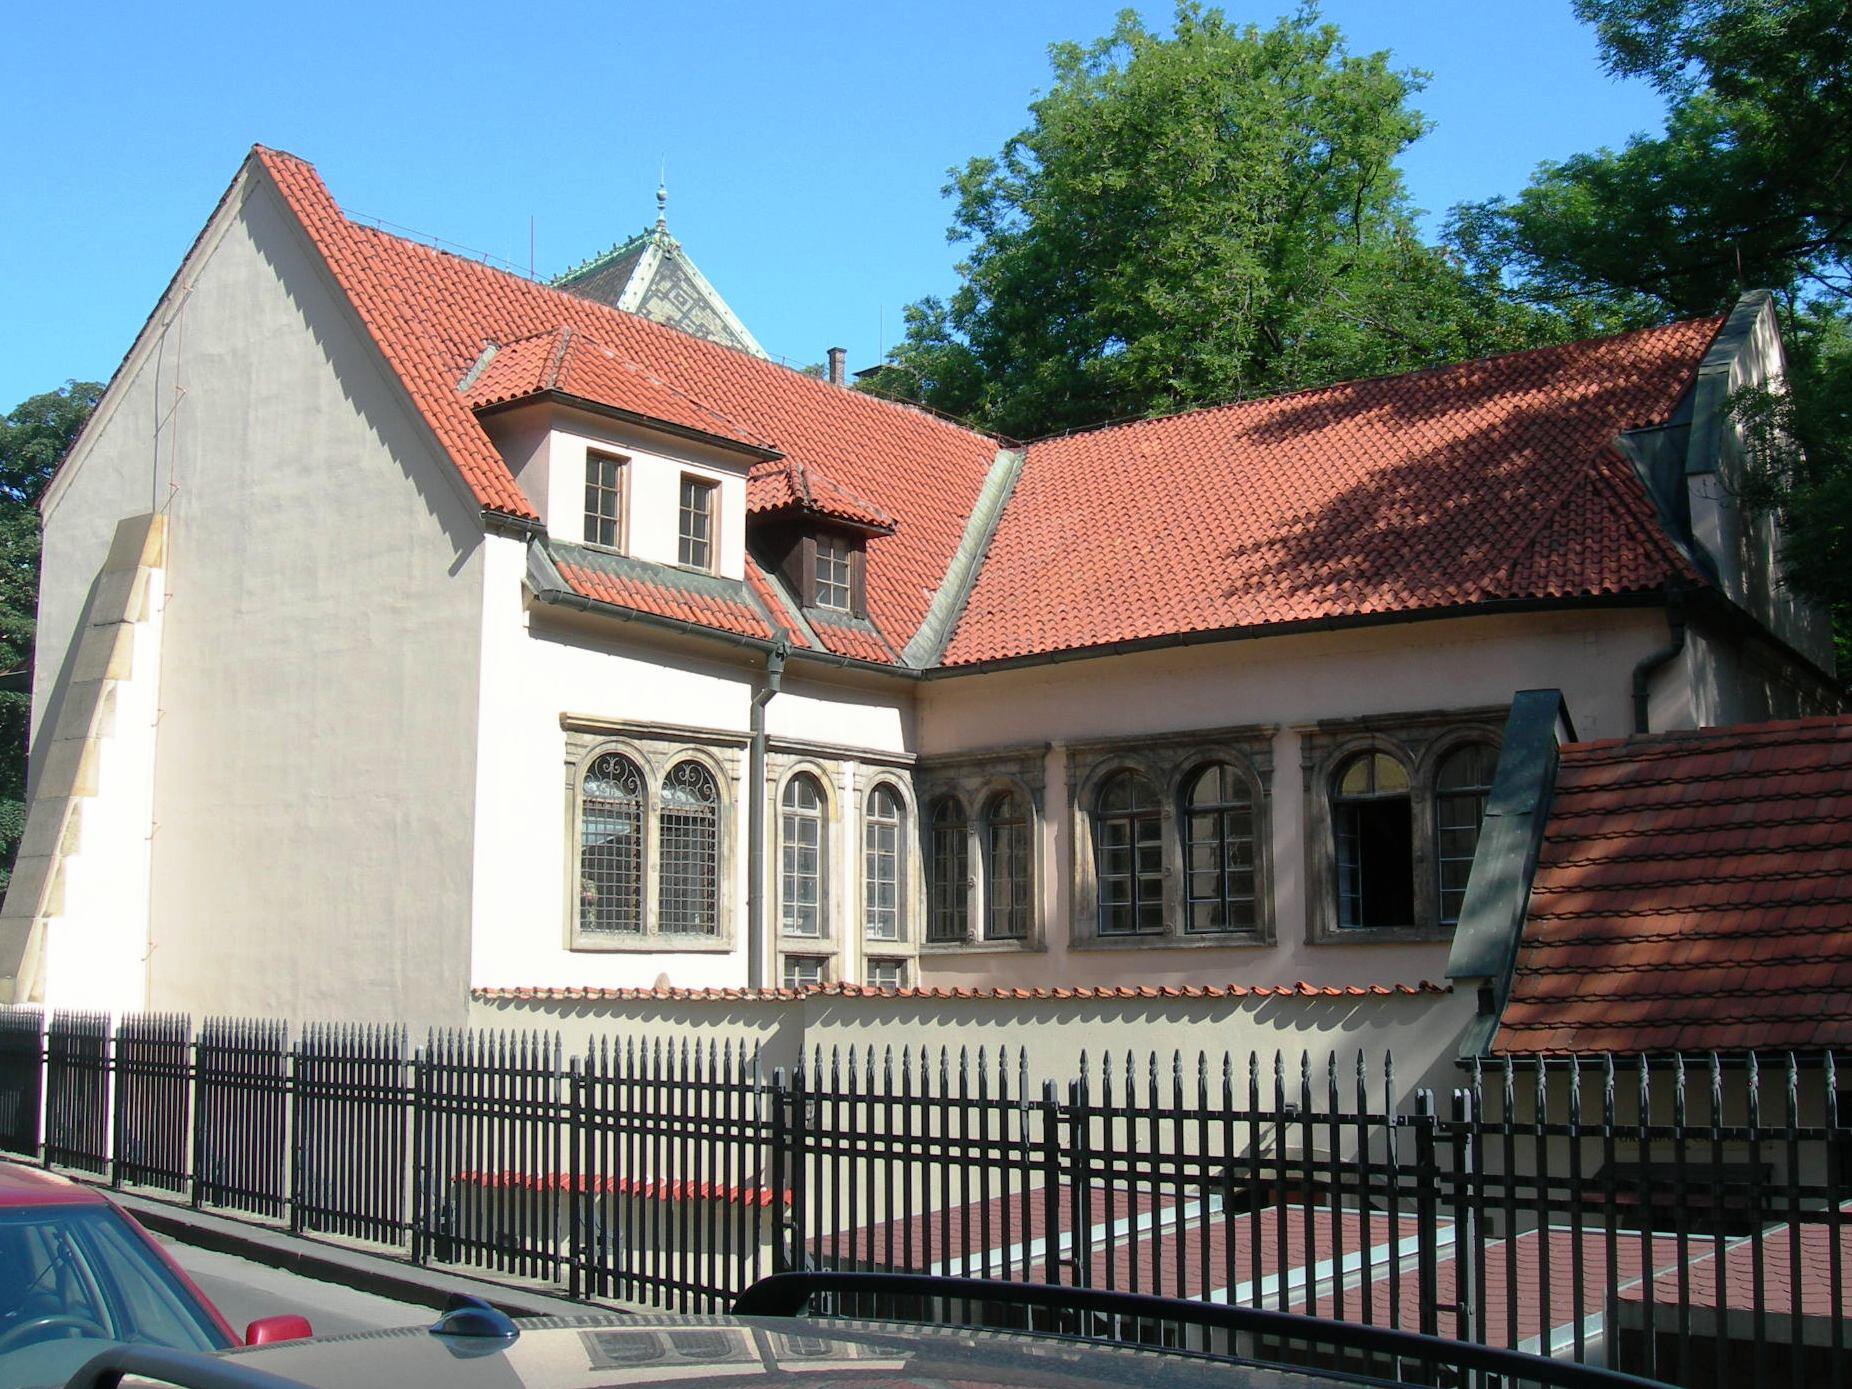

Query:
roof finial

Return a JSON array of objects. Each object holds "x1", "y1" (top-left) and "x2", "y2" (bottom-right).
[{"x1": 656, "y1": 159, "x2": 668, "y2": 233}]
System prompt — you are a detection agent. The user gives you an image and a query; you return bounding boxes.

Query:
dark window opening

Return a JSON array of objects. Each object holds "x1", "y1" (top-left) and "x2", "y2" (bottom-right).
[{"x1": 1333, "y1": 752, "x2": 1412, "y2": 930}]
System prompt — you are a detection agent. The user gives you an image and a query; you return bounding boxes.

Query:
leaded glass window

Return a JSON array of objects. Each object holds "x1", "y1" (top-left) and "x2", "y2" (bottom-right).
[
  {"x1": 584, "y1": 452, "x2": 624, "y2": 548},
  {"x1": 1435, "y1": 742, "x2": 1498, "y2": 927},
  {"x1": 658, "y1": 761, "x2": 719, "y2": 934},
  {"x1": 780, "y1": 774, "x2": 826, "y2": 937},
  {"x1": 815, "y1": 536, "x2": 852, "y2": 611},
  {"x1": 983, "y1": 790, "x2": 1030, "y2": 941},
  {"x1": 678, "y1": 476, "x2": 715, "y2": 570},
  {"x1": 1333, "y1": 752, "x2": 1413, "y2": 930},
  {"x1": 864, "y1": 785, "x2": 905, "y2": 942},
  {"x1": 1182, "y1": 762, "x2": 1257, "y2": 933},
  {"x1": 1096, "y1": 770, "x2": 1163, "y2": 935},
  {"x1": 580, "y1": 752, "x2": 643, "y2": 934},
  {"x1": 927, "y1": 797, "x2": 970, "y2": 943}
]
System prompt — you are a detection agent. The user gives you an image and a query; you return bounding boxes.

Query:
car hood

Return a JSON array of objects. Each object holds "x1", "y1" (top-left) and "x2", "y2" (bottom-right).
[{"x1": 222, "y1": 1313, "x2": 1344, "y2": 1389}]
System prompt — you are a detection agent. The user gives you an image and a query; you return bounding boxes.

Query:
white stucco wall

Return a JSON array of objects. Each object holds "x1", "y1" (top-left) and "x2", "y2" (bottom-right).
[
  {"x1": 35, "y1": 167, "x2": 489, "y2": 1025},
  {"x1": 913, "y1": 607, "x2": 1675, "y2": 992}
]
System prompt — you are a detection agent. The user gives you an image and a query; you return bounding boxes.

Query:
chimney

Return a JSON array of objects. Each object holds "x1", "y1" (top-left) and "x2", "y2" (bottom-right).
[{"x1": 826, "y1": 346, "x2": 847, "y2": 386}]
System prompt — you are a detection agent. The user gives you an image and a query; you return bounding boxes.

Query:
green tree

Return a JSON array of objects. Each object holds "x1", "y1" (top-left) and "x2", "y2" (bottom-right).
[
  {"x1": 866, "y1": 3, "x2": 1557, "y2": 439},
  {"x1": 0, "y1": 380, "x2": 102, "y2": 892},
  {"x1": 1450, "y1": 0, "x2": 1852, "y2": 665}
]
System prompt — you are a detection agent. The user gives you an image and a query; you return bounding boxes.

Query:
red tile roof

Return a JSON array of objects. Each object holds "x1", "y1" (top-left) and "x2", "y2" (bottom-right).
[
  {"x1": 464, "y1": 325, "x2": 776, "y2": 455},
  {"x1": 555, "y1": 556, "x2": 775, "y2": 642},
  {"x1": 940, "y1": 322, "x2": 1719, "y2": 665},
  {"x1": 473, "y1": 981, "x2": 1449, "y2": 1004},
  {"x1": 253, "y1": 148, "x2": 995, "y2": 656},
  {"x1": 807, "y1": 616, "x2": 901, "y2": 665},
  {"x1": 1493, "y1": 715, "x2": 1852, "y2": 1055},
  {"x1": 1622, "y1": 1213, "x2": 1852, "y2": 1321},
  {"x1": 253, "y1": 147, "x2": 1720, "y2": 670}
]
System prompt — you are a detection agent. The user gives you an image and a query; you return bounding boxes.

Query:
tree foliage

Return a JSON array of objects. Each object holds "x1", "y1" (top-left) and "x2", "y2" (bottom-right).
[
  {"x1": 0, "y1": 381, "x2": 102, "y2": 891},
  {"x1": 1450, "y1": 0, "x2": 1852, "y2": 665},
  {"x1": 865, "y1": 4, "x2": 1557, "y2": 439}
]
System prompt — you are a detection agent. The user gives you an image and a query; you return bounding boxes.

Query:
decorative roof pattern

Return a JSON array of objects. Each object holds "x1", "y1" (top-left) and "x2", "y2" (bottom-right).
[
  {"x1": 940, "y1": 321, "x2": 1720, "y2": 665},
  {"x1": 464, "y1": 326, "x2": 776, "y2": 455},
  {"x1": 550, "y1": 543, "x2": 775, "y2": 642},
  {"x1": 252, "y1": 147, "x2": 998, "y2": 656},
  {"x1": 1493, "y1": 716, "x2": 1852, "y2": 1055}
]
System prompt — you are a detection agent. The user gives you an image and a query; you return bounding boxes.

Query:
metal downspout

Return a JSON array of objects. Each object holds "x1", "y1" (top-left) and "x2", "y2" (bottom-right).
[
  {"x1": 747, "y1": 640, "x2": 788, "y2": 990},
  {"x1": 1631, "y1": 588, "x2": 1688, "y2": 734}
]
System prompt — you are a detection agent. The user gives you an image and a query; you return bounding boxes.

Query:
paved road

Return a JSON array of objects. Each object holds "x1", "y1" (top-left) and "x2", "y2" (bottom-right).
[{"x1": 162, "y1": 1242, "x2": 435, "y2": 1340}]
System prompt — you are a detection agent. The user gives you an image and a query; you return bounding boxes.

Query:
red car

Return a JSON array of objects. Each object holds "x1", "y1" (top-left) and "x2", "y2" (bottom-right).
[{"x1": 0, "y1": 1160, "x2": 310, "y2": 1388}]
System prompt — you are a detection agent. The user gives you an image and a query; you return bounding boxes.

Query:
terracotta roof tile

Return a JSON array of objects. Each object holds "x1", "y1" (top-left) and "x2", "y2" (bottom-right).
[
  {"x1": 1494, "y1": 715, "x2": 1852, "y2": 1055},
  {"x1": 941, "y1": 322, "x2": 1719, "y2": 665},
  {"x1": 748, "y1": 458, "x2": 896, "y2": 532},
  {"x1": 553, "y1": 546, "x2": 773, "y2": 642}
]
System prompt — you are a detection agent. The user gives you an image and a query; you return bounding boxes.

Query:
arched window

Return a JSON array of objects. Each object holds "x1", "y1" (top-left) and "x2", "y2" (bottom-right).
[
  {"x1": 580, "y1": 752, "x2": 644, "y2": 934},
  {"x1": 1333, "y1": 751, "x2": 1412, "y2": 930},
  {"x1": 780, "y1": 774, "x2": 827, "y2": 937},
  {"x1": 1182, "y1": 762, "x2": 1257, "y2": 933},
  {"x1": 1435, "y1": 742, "x2": 1498, "y2": 927},
  {"x1": 1097, "y1": 771, "x2": 1163, "y2": 935},
  {"x1": 658, "y1": 761, "x2": 720, "y2": 935},
  {"x1": 982, "y1": 790, "x2": 1031, "y2": 941},
  {"x1": 864, "y1": 785, "x2": 906, "y2": 942},
  {"x1": 927, "y1": 796, "x2": 970, "y2": 943}
]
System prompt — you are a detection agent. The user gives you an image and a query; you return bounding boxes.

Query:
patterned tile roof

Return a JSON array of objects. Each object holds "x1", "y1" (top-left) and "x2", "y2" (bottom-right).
[
  {"x1": 940, "y1": 321, "x2": 1719, "y2": 665},
  {"x1": 1493, "y1": 715, "x2": 1852, "y2": 1055},
  {"x1": 463, "y1": 325, "x2": 776, "y2": 455},
  {"x1": 550, "y1": 543, "x2": 775, "y2": 642},
  {"x1": 253, "y1": 148, "x2": 1720, "y2": 671},
  {"x1": 473, "y1": 981, "x2": 1450, "y2": 1004}
]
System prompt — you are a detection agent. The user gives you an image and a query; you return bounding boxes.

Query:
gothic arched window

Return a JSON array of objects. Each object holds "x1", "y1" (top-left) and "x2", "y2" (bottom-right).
[
  {"x1": 580, "y1": 752, "x2": 644, "y2": 934},
  {"x1": 658, "y1": 761, "x2": 720, "y2": 934}
]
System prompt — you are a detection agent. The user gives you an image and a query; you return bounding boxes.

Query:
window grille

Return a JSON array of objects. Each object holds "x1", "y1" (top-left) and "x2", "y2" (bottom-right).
[
  {"x1": 983, "y1": 790, "x2": 1031, "y2": 941},
  {"x1": 678, "y1": 476, "x2": 715, "y2": 570},
  {"x1": 863, "y1": 785, "x2": 904, "y2": 942},
  {"x1": 1182, "y1": 762, "x2": 1257, "y2": 933},
  {"x1": 780, "y1": 774, "x2": 826, "y2": 937},
  {"x1": 814, "y1": 536, "x2": 852, "y2": 610},
  {"x1": 864, "y1": 958, "x2": 908, "y2": 990},
  {"x1": 1096, "y1": 770, "x2": 1163, "y2": 935},
  {"x1": 580, "y1": 752, "x2": 644, "y2": 933},
  {"x1": 584, "y1": 453, "x2": 625, "y2": 548},
  {"x1": 927, "y1": 797, "x2": 969, "y2": 943},
  {"x1": 1435, "y1": 742, "x2": 1498, "y2": 926},
  {"x1": 1333, "y1": 751, "x2": 1413, "y2": 930},
  {"x1": 781, "y1": 954, "x2": 827, "y2": 989},
  {"x1": 658, "y1": 761, "x2": 720, "y2": 934}
]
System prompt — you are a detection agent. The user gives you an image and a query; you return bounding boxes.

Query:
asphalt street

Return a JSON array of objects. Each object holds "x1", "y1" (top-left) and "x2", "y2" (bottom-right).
[{"x1": 161, "y1": 1241, "x2": 435, "y2": 1340}]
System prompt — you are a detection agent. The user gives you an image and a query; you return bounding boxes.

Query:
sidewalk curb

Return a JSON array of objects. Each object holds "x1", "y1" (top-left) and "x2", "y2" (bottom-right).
[{"x1": 111, "y1": 1191, "x2": 596, "y2": 1321}]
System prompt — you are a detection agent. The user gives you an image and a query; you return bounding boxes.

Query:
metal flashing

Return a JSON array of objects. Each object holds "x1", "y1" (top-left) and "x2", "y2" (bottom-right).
[{"x1": 900, "y1": 447, "x2": 1024, "y2": 667}]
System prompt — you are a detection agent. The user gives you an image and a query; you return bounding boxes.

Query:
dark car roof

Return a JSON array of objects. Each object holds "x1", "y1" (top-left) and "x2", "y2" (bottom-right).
[
  {"x1": 224, "y1": 1313, "x2": 1356, "y2": 1389},
  {"x1": 0, "y1": 1159, "x2": 110, "y2": 1209}
]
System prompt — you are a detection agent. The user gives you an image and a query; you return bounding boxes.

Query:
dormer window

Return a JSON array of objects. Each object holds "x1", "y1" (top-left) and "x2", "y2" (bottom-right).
[
  {"x1": 815, "y1": 535, "x2": 853, "y2": 611},
  {"x1": 585, "y1": 452, "x2": 626, "y2": 549},
  {"x1": 678, "y1": 475, "x2": 716, "y2": 571}
]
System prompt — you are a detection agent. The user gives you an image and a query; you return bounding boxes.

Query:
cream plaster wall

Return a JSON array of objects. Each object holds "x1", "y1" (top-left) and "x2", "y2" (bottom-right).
[
  {"x1": 484, "y1": 405, "x2": 751, "y2": 580},
  {"x1": 913, "y1": 607, "x2": 1675, "y2": 992},
  {"x1": 35, "y1": 168, "x2": 488, "y2": 1025}
]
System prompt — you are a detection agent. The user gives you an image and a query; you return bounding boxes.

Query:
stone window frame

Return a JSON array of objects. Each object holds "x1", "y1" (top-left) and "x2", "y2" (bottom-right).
[
  {"x1": 562, "y1": 723, "x2": 741, "y2": 953},
  {"x1": 1067, "y1": 726, "x2": 1277, "y2": 951},
  {"x1": 1298, "y1": 707, "x2": 1506, "y2": 946},
  {"x1": 853, "y1": 768, "x2": 921, "y2": 977},
  {"x1": 775, "y1": 762, "x2": 834, "y2": 946},
  {"x1": 915, "y1": 748, "x2": 1047, "y2": 954}
]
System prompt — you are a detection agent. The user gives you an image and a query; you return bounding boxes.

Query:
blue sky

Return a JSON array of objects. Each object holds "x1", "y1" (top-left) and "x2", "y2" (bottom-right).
[{"x1": 0, "y1": 2, "x2": 1666, "y2": 409}]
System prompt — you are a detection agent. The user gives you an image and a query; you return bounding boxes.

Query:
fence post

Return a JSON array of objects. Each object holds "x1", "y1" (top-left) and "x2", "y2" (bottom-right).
[
  {"x1": 288, "y1": 1033, "x2": 305, "y2": 1236},
  {"x1": 567, "y1": 1053, "x2": 583, "y2": 1301},
  {"x1": 109, "y1": 1016, "x2": 125, "y2": 1189},
  {"x1": 1412, "y1": 1090, "x2": 1439, "y2": 1342},
  {"x1": 1450, "y1": 1086, "x2": 1477, "y2": 1353},
  {"x1": 1039, "y1": 1079, "x2": 1064, "y2": 1296},
  {"x1": 768, "y1": 1066, "x2": 791, "y2": 1274},
  {"x1": 409, "y1": 1040, "x2": 427, "y2": 1267},
  {"x1": 188, "y1": 1033, "x2": 204, "y2": 1210}
]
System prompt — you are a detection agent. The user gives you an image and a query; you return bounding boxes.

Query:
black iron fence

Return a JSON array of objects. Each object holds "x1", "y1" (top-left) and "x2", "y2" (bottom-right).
[{"x1": 0, "y1": 1005, "x2": 1844, "y2": 1388}]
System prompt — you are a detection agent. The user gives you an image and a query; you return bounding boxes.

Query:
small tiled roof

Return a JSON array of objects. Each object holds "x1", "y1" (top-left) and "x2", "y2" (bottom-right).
[
  {"x1": 748, "y1": 458, "x2": 896, "y2": 533},
  {"x1": 473, "y1": 981, "x2": 1450, "y2": 1004},
  {"x1": 941, "y1": 321, "x2": 1719, "y2": 666},
  {"x1": 550, "y1": 543, "x2": 775, "y2": 642},
  {"x1": 807, "y1": 615, "x2": 901, "y2": 665},
  {"x1": 464, "y1": 325, "x2": 776, "y2": 455},
  {"x1": 1493, "y1": 716, "x2": 1852, "y2": 1056}
]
